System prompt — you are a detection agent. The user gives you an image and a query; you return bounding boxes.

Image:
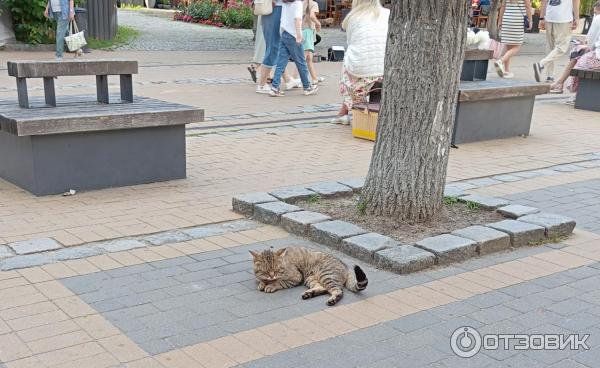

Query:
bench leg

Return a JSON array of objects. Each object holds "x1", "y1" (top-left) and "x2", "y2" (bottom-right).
[
  {"x1": 120, "y1": 74, "x2": 133, "y2": 103},
  {"x1": 96, "y1": 75, "x2": 109, "y2": 104},
  {"x1": 43, "y1": 77, "x2": 57, "y2": 107},
  {"x1": 16, "y1": 78, "x2": 29, "y2": 108}
]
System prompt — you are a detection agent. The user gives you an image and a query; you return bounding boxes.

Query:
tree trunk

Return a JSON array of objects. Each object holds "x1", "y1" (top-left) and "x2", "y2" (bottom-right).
[
  {"x1": 361, "y1": 0, "x2": 468, "y2": 222},
  {"x1": 488, "y1": 0, "x2": 502, "y2": 40}
]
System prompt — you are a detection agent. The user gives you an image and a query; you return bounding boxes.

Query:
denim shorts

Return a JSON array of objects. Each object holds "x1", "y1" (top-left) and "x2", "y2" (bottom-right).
[{"x1": 261, "y1": 5, "x2": 282, "y2": 68}]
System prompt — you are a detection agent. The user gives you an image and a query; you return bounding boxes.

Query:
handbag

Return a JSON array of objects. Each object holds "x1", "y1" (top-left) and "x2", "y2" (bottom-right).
[
  {"x1": 254, "y1": 0, "x2": 272, "y2": 16},
  {"x1": 65, "y1": 20, "x2": 87, "y2": 52},
  {"x1": 328, "y1": 46, "x2": 345, "y2": 61}
]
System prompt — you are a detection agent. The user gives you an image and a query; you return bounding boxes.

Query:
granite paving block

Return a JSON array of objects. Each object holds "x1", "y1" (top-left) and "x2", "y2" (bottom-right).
[
  {"x1": 338, "y1": 178, "x2": 365, "y2": 192},
  {"x1": 492, "y1": 174, "x2": 522, "y2": 182},
  {"x1": 465, "y1": 177, "x2": 503, "y2": 187},
  {"x1": 497, "y1": 204, "x2": 540, "y2": 219},
  {"x1": 253, "y1": 201, "x2": 302, "y2": 225},
  {"x1": 217, "y1": 220, "x2": 260, "y2": 232},
  {"x1": 459, "y1": 194, "x2": 509, "y2": 210},
  {"x1": 269, "y1": 186, "x2": 317, "y2": 204},
  {"x1": 0, "y1": 253, "x2": 55, "y2": 271},
  {"x1": 142, "y1": 231, "x2": 191, "y2": 246},
  {"x1": 51, "y1": 245, "x2": 103, "y2": 261},
  {"x1": 8, "y1": 238, "x2": 62, "y2": 255},
  {"x1": 281, "y1": 211, "x2": 331, "y2": 236},
  {"x1": 0, "y1": 246, "x2": 13, "y2": 259},
  {"x1": 518, "y1": 213, "x2": 576, "y2": 238},
  {"x1": 451, "y1": 225, "x2": 511, "y2": 255},
  {"x1": 309, "y1": 220, "x2": 367, "y2": 248},
  {"x1": 443, "y1": 185, "x2": 467, "y2": 198},
  {"x1": 486, "y1": 220, "x2": 546, "y2": 247},
  {"x1": 415, "y1": 234, "x2": 477, "y2": 265},
  {"x1": 232, "y1": 192, "x2": 278, "y2": 215},
  {"x1": 374, "y1": 245, "x2": 436, "y2": 274},
  {"x1": 97, "y1": 238, "x2": 147, "y2": 252},
  {"x1": 306, "y1": 181, "x2": 353, "y2": 198},
  {"x1": 342, "y1": 233, "x2": 399, "y2": 262},
  {"x1": 180, "y1": 225, "x2": 227, "y2": 239}
]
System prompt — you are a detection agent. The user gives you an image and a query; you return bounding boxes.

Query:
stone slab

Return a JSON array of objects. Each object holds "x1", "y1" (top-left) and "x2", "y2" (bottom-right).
[
  {"x1": 253, "y1": 201, "x2": 302, "y2": 225},
  {"x1": 306, "y1": 182, "x2": 353, "y2": 198},
  {"x1": 415, "y1": 234, "x2": 477, "y2": 265},
  {"x1": 97, "y1": 239, "x2": 147, "y2": 252},
  {"x1": 231, "y1": 192, "x2": 278, "y2": 216},
  {"x1": 8, "y1": 238, "x2": 62, "y2": 255},
  {"x1": 337, "y1": 178, "x2": 365, "y2": 192},
  {"x1": 459, "y1": 194, "x2": 509, "y2": 210},
  {"x1": 0, "y1": 245, "x2": 13, "y2": 259},
  {"x1": 143, "y1": 231, "x2": 191, "y2": 246},
  {"x1": 486, "y1": 220, "x2": 546, "y2": 247},
  {"x1": 518, "y1": 213, "x2": 576, "y2": 238},
  {"x1": 497, "y1": 205, "x2": 540, "y2": 219},
  {"x1": 374, "y1": 246, "x2": 436, "y2": 274},
  {"x1": 280, "y1": 211, "x2": 332, "y2": 236},
  {"x1": 268, "y1": 187, "x2": 317, "y2": 204},
  {"x1": 451, "y1": 225, "x2": 511, "y2": 255},
  {"x1": 341, "y1": 233, "x2": 399, "y2": 262},
  {"x1": 309, "y1": 220, "x2": 367, "y2": 249}
]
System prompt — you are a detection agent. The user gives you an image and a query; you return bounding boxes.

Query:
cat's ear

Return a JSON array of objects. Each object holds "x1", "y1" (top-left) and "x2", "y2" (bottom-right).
[
  {"x1": 249, "y1": 250, "x2": 260, "y2": 259},
  {"x1": 274, "y1": 248, "x2": 287, "y2": 257}
]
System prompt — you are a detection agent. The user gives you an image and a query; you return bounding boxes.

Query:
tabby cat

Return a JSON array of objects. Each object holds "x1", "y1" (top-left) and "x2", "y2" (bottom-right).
[{"x1": 250, "y1": 247, "x2": 368, "y2": 306}]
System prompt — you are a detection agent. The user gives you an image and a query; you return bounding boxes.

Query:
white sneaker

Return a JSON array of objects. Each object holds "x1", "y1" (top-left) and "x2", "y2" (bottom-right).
[
  {"x1": 303, "y1": 85, "x2": 319, "y2": 96},
  {"x1": 314, "y1": 76, "x2": 325, "y2": 84},
  {"x1": 285, "y1": 78, "x2": 302, "y2": 90},
  {"x1": 55, "y1": 57, "x2": 63, "y2": 62},
  {"x1": 256, "y1": 84, "x2": 272, "y2": 94},
  {"x1": 565, "y1": 96, "x2": 576, "y2": 106},
  {"x1": 493, "y1": 60, "x2": 505, "y2": 78},
  {"x1": 331, "y1": 115, "x2": 350, "y2": 125},
  {"x1": 503, "y1": 72, "x2": 514, "y2": 79}
]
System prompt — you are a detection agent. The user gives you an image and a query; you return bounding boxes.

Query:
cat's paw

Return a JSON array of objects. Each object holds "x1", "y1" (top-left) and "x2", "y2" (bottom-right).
[
  {"x1": 326, "y1": 297, "x2": 338, "y2": 306},
  {"x1": 264, "y1": 284, "x2": 278, "y2": 293},
  {"x1": 257, "y1": 282, "x2": 266, "y2": 291},
  {"x1": 301, "y1": 290, "x2": 313, "y2": 300}
]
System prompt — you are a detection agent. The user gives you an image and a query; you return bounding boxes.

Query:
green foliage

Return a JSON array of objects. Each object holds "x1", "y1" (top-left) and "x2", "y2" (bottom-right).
[
  {"x1": 531, "y1": 0, "x2": 541, "y2": 9},
  {"x1": 581, "y1": 0, "x2": 597, "y2": 15},
  {"x1": 86, "y1": 26, "x2": 140, "y2": 50},
  {"x1": 443, "y1": 196, "x2": 459, "y2": 205},
  {"x1": 356, "y1": 201, "x2": 367, "y2": 216},
  {"x1": 185, "y1": 0, "x2": 219, "y2": 20},
  {"x1": 466, "y1": 201, "x2": 480, "y2": 211},
  {"x1": 5, "y1": 0, "x2": 54, "y2": 44},
  {"x1": 305, "y1": 194, "x2": 322, "y2": 204},
  {"x1": 121, "y1": 4, "x2": 144, "y2": 9},
  {"x1": 218, "y1": 4, "x2": 253, "y2": 29}
]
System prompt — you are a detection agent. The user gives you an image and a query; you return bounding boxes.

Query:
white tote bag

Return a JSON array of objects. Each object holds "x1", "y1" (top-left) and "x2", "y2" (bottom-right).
[
  {"x1": 254, "y1": 0, "x2": 273, "y2": 16},
  {"x1": 65, "y1": 20, "x2": 87, "y2": 52}
]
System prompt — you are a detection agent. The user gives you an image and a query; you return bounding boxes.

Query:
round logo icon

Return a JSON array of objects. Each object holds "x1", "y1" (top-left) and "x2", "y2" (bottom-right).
[{"x1": 450, "y1": 326, "x2": 482, "y2": 358}]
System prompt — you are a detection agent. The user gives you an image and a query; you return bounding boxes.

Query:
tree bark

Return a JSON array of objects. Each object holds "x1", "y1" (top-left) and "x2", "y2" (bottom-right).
[
  {"x1": 361, "y1": 0, "x2": 468, "y2": 222},
  {"x1": 488, "y1": 0, "x2": 502, "y2": 40}
]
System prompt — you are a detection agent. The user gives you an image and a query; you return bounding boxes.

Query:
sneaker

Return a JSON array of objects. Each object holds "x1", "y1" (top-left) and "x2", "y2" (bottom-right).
[
  {"x1": 285, "y1": 78, "x2": 302, "y2": 90},
  {"x1": 55, "y1": 57, "x2": 63, "y2": 62},
  {"x1": 549, "y1": 84, "x2": 563, "y2": 94},
  {"x1": 565, "y1": 96, "x2": 576, "y2": 106},
  {"x1": 493, "y1": 60, "x2": 505, "y2": 78},
  {"x1": 303, "y1": 85, "x2": 319, "y2": 96},
  {"x1": 314, "y1": 76, "x2": 325, "y2": 84},
  {"x1": 533, "y1": 62, "x2": 544, "y2": 82},
  {"x1": 256, "y1": 84, "x2": 272, "y2": 94},
  {"x1": 545, "y1": 77, "x2": 555, "y2": 83},
  {"x1": 269, "y1": 87, "x2": 285, "y2": 97},
  {"x1": 331, "y1": 115, "x2": 350, "y2": 125},
  {"x1": 503, "y1": 72, "x2": 515, "y2": 79}
]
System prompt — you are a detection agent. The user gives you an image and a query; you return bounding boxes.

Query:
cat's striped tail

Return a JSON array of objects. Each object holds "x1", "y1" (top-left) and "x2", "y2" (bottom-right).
[{"x1": 345, "y1": 265, "x2": 368, "y2": 292}]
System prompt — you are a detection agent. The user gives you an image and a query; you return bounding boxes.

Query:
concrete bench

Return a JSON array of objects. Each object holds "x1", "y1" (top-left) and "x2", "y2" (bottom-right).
[
  {"x1": 0, "y1": 95, "x2": 203, "y2": 196},
  {"x1": 570, "y1": 68, "x2": 600, "y2": 112},
  {"x1": 453, "y1": 79, "x2": 550, "y2": 144},
  {"x1": 461, "y1": 49, "x2": 493, "y2": 82},
  {"x1": 7, "y1": 60, "x2": 137, "y2": 108}
]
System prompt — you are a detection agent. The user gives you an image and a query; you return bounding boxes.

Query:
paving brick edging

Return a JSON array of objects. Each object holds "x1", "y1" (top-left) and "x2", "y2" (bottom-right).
[{"x1": 232, "y1": 179, "x2": 577, "y2": 274}]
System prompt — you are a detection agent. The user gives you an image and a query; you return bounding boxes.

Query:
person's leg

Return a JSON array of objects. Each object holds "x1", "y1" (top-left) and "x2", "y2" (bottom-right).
[
  {"x1": 285, "y1": 33, "x2": 311, "y2": 90},
  {"x1": 272, "y1": 36, "x2": 291, "y2": 91},
  {"x1": 306, "y1": 50, "x2": 317, "y2": 81},
  {"x1": 553, "y1": 58, "x2": 578, "y2": 87},
  {"x1": 55, "y1": 15, "x2": 69, "y2": 59},
  {"x1": 259, "y1": 7, "x2": 282, "y2": 86},
  {"x1": 540, "y1": 22, "x2": 571, "y2": 79},
  {"x1": 501, "y1": 44, "x2": 522, "y2": 72}
]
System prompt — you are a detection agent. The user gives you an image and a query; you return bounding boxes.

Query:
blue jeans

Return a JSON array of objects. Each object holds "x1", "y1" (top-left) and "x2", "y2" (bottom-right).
[
  {"x1": 272, "y1": 31, "x2": 311, "y2": 90},
  {"x1": 55, "y1": 13, "x2": 69, "y2": 58},
  {"x1": 261, "y1": 6, "x2": 282, "y2": 68}
]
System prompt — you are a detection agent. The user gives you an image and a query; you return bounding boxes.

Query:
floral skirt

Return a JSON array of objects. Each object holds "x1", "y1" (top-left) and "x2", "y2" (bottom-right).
[
  {"x1": 339, "y1": 66, "x2": 383, "y2": 111},
  {"x1": 567, "y1": 51, "x2": 600, "y2": 93}
]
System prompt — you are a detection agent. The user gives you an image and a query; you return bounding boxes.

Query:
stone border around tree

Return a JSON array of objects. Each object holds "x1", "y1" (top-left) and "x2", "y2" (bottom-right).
[{"x1": 232, "y1": 179, "x2": 577, "y2": 275}]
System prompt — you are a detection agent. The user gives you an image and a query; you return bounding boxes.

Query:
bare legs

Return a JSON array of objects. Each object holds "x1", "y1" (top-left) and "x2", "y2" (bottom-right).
[
  {"x1": 500, "y1": 44, "x2": 522, "y2": 75},
  {"x1": 551, "y1": 58, "x2": 578, "y2": 92},
  {"x1": 305, "y1": 50, "x2": 318, "y2": 82}
]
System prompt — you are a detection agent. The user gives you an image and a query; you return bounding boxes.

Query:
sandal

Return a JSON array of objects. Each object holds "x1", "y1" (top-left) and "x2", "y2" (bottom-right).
[
  {"x1": 549, "y1": 83, "x2": 563, "y2": 94},
  {"x1": 247, "y1": 65, "x2": 257, "y2": 83}
]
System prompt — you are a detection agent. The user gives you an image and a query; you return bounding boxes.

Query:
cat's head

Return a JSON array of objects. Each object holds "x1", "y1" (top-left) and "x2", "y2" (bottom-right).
[{"x1": 250, "y1": 248, "x2": 287, "y2": 282}]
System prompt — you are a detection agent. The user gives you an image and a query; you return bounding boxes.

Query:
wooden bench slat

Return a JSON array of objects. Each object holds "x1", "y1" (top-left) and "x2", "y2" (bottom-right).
[
  {"x1": 571, "y1": 68, "x2": 600, "y2": 79},
  {"x1": 7, "y1": 60, "x2": 138, "y2": 78},
  {"x1": 459, "y1": 79, "x2": 550, "y2": 102},
  {"x1": 464, "y1": 49, "x2": 494, "y2": 61}
]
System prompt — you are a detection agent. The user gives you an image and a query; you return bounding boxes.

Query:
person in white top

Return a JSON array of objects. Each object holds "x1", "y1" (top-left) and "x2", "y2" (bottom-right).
[
  {"x1": 331, "y1": 0, "x2": 389, "y2": 125},
  {"x1": 534, "y1": 0, "x2": 581, "y2": 82}
]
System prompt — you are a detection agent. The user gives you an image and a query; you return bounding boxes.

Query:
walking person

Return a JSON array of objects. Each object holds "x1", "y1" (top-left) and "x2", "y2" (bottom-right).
[
  {"x1": 494, "y1": 0, "x2": 534, "y2": 78},
  {"x1": 534, "y1": 0, "x2": 581, "y2": 82},
  {"x1": 256, "y1": 1, "x2": 284, "y2": 94},
  {"x1": 269, "y1": 0, "x2": 319, "y2": 96},
  {"x1": 44, "y1": 0, "x2": 75, "y2": 61},
  {"x1": 248, "y1": 15, "x2": 266, "y2": 83},
  {"x1": 331, "y1": 0, "x2": 389, "y2": 125},
  {"x1": 302, "y1": 0, "x2": 324, "y2": 84}
]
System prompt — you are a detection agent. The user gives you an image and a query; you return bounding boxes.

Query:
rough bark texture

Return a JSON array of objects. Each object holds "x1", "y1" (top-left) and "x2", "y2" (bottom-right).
[
  {"x1": 362, "y1": 0, "x2": 469, "y2": 222},
  {"x1": 488, "y1": 0, "x2": 502, "y2": 40}
]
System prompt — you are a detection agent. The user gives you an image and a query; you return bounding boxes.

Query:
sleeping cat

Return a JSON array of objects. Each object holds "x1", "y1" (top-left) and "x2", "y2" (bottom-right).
[{"x1": 250, "y1": 247, "x2": 368, "y2": 306}]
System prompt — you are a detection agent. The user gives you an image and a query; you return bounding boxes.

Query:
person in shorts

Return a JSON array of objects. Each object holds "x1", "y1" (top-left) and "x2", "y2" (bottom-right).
[{"x1": 302, "y1": 0, "x2": 323, "y2": 85}]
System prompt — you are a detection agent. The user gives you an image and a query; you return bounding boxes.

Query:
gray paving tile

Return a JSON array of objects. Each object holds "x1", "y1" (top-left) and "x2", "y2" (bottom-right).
[
  {"x1": 471, "y1": 305, "x2": 520, "y2": 324},
  {"x1": 546, "y1": 299, "x2": 595, "y2": 316},
  {"x1": 386, "y1": 311, "x2": 443, "y2": 333}
]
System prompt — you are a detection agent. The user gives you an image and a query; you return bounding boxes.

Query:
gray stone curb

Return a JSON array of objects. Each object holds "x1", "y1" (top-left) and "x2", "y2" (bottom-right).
[
  {"x1": 232, "y1": 192, "x2": 278, "y2": 216},
  {"x1": 305, "y1": 182, "x2": 353, "y2": 198},
  {"x1": 451, "y1": 225, "x2": 511, "y2": 255},
  {"x1": 281, "y1": 211, "x2": 332, "y2": 237},
  {"x1": 268, "y1": 187, "x2": 317, "y2": 204},
  {"x1": 341, "y1": 233, "x2": 399, "y2": 262},
  {"x1": 415, "y1": 234, "x2": 478, "y2": 265},
  {"x1": 374, "y1": 246, "x2": 436, "y2": 274},
  {"x1": 253, "y1": 201, "x2": 302, "y2": 225},
  {"x1": 518, "y1": 213, "x2": 577, "y2": 238},
  {"x1": 337, "y1": 178, "x2": 365, "y2": 193},
  {"x1": 309, "y1": 220, "x2": 367, "y2": 249},
  {"x1": 459, "y1": 194, "x2": 510, "y2": 210},
  {"x1": 497, "y1": 205, "x2": 540, "y2": 219},
  {"x1": 487, "y1": 220, "x2": 546, "y2": 247}
]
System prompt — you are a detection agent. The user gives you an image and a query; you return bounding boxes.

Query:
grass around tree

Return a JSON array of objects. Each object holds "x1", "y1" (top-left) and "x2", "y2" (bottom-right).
[{"x1": 86, "y1": 26, "x2": 140, "y2": 50}]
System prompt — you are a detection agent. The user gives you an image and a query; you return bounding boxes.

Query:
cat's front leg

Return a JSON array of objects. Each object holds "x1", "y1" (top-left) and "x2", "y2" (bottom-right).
[
  {"x1": 263, "y1": 282, "x2": 283, "y2": 293},
  {"x1": 257, "y1": 281, "x2": 266, "y2": 291}
]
